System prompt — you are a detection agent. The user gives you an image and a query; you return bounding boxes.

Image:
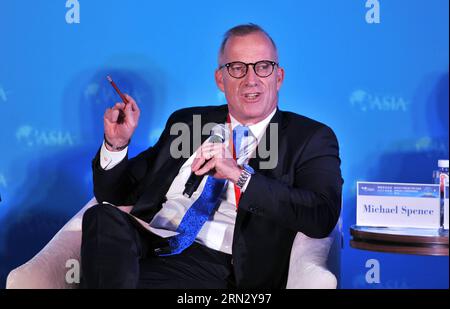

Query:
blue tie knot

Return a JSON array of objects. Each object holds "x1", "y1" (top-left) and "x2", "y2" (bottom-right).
[{"x1": 233, "y1": 125, "x2": 250, "y2": 157}]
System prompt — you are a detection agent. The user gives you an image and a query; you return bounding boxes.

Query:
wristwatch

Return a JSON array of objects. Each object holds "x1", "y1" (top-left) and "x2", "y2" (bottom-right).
[{"x1": 236, "y1": 164, "x2": 255, "y2": 189}]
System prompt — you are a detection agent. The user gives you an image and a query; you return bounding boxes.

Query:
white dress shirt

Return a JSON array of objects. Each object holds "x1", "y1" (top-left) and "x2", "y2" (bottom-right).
[{"x1": 100, "y1": 108, "x2": 276, "y2": 254}]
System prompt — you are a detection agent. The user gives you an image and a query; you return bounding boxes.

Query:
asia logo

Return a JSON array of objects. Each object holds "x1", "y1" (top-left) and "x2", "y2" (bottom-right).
[
  {"x1": 16, "y1": 125, "x2": 74, "y2": 147},
  {"x1": 350, "y1": 89, "x2": 409, "y2": 112}
]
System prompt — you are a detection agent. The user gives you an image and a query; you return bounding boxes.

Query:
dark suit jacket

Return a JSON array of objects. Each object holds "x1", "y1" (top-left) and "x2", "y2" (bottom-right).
[{"x1": 92, "y1": 104, "x2": 343, "y2": 288}]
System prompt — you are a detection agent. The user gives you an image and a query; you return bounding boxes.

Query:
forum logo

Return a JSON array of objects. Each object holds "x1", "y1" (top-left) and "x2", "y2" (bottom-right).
[
  {"x1": 16, "y1": 125, "x2": 75, "y2": 147},
  {"x1": 350, "y1": 89, "x2": 409, "y2": 112}
]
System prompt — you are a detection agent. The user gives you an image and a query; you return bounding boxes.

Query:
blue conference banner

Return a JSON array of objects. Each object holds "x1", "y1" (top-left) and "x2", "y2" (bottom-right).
[{"x1": 0, "y1": 0, "x2": 448, "y2": 289}]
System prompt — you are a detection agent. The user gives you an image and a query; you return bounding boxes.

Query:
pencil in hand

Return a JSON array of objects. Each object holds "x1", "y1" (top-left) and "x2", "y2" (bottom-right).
[{"x1": 106, "y1": 75, "x2": 128, "y2": 124}]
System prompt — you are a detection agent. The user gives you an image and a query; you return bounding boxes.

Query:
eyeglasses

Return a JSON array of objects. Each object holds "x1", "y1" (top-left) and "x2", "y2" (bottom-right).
[{"x1": 219, "y1": 60, "x2": 278, "y2": 79}]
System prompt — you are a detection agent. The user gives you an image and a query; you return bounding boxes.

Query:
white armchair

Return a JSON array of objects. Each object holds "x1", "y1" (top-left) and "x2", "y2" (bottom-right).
[{"x1": 6, "y1": 198, "x2": 340, "y2": 289}]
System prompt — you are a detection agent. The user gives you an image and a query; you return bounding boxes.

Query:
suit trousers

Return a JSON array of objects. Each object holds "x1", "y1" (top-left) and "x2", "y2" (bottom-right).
[{"x1": 80, "y1": 204, "x2": 234, "y2": 288}]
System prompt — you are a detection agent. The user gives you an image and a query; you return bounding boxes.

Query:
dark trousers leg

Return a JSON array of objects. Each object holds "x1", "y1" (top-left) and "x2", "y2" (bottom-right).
[
  {"x1": 80, "y1": 203, "x2": 154, "y2": 288},
  {"x1": 138, "y1": 242, "x2": 234, "y2": 289},
  {"x1": 80, "y1": 203, "x2": 234, "y2": 289}
]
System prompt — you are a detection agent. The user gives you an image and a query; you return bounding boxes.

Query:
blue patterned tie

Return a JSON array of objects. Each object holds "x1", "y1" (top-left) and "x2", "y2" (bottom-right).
[{"x1": 156, "y1": 125, "x2": 250, "y2": 256}]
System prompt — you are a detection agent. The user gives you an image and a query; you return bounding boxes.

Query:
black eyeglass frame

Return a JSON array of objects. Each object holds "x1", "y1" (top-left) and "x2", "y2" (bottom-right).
[{"x1": 218, "y1": 60, "x2": 279, "y2": 79}]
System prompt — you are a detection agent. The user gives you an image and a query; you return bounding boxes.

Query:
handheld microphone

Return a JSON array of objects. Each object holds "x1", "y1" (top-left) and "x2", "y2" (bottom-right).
[{"x1": 183, "y1": 125, "x2": 226, "y2": 198}]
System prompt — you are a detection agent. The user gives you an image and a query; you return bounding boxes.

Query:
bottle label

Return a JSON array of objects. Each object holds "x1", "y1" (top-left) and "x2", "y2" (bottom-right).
[{"x1": 441, "y1": 173, "x2": 449, "y2": 230}]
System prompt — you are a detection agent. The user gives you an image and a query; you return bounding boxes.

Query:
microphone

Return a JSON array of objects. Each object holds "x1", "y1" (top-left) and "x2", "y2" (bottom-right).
[{"x1": 183, "y1": 124, "x2": 226, "y2": 198}]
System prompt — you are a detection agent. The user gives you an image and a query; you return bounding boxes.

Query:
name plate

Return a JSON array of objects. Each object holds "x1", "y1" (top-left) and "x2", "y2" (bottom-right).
[{"x1": 357, "y1": 182, "x2": 440, "y2": 228}]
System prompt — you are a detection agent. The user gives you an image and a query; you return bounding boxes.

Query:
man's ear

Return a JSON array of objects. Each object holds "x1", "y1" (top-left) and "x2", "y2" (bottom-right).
[
  {"x1": 276, "y1": 66, "x2": 285, "y2": 91},
  {"x1": 215, "y1": 69, "x2": 225, "y2": 92}
]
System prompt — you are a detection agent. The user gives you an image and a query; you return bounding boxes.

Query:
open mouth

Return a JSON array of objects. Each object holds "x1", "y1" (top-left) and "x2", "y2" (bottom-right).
[{"x1": 242, "y1": 92, "x2": 262, "y2": 102}]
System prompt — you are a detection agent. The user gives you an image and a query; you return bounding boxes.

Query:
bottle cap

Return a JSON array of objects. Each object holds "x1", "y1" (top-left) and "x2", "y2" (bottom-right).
[{"x1": 438, "y1": 160, "x2": 449, "y2": 168}]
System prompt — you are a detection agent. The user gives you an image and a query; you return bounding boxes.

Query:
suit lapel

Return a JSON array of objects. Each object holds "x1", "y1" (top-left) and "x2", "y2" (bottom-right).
[
  {"x1": 235, "y1": 108, "x2": 286, "y2": 230},
  {"x1": 248, "y1": 108, "x2": 285, "y2": 177}
]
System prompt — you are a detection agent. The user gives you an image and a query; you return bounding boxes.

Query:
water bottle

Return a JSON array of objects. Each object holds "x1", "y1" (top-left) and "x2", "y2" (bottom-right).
[{"x1": 437, "y1": 160, "x2": 449, "y2": 230}]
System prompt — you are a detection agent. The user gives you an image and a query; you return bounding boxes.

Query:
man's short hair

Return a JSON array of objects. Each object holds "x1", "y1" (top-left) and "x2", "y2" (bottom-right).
[{"x1": 219, "y1": 23, "x2": 277, "y2": 57}]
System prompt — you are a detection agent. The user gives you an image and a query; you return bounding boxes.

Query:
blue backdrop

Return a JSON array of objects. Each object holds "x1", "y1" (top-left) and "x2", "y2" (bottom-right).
[{"x1": 0, "y1": 0, "x2": 448, "y2": 288}]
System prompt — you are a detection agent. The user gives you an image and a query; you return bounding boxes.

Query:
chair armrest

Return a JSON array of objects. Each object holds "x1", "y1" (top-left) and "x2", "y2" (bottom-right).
[
  {"x1": 7, "y1": 199, "x2": 338, "y2": 289},
  {"x1": 286, "y1": 232, "x2": 337, "y2": 289},
  {"x1": 6, "y1": 198, "x2": 98, "y2": 289}
]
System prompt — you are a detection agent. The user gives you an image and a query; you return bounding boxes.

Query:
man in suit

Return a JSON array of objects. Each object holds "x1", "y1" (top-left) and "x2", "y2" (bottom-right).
[{"x1": 80, "y1": 23, "x2": 343, "y2": 288}]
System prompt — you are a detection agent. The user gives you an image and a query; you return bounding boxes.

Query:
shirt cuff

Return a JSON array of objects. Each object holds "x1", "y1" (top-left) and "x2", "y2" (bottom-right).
[{"x1": 100, "y1": 140, "x2": 128, "y2": 170}]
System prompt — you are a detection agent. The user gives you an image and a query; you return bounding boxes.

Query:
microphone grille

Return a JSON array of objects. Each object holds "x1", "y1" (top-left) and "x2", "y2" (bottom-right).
[
  {"x1": 210, "y1": 124, "x2": 227, "y2": 143},
  {"x1": 210, "y1": 135, "x2": 224, "y2": 143}
]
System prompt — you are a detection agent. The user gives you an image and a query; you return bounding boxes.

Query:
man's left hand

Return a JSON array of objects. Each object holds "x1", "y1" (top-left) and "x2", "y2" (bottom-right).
[{"x1": 191, "y1": 142, "x2": 241, "y2": 183}]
